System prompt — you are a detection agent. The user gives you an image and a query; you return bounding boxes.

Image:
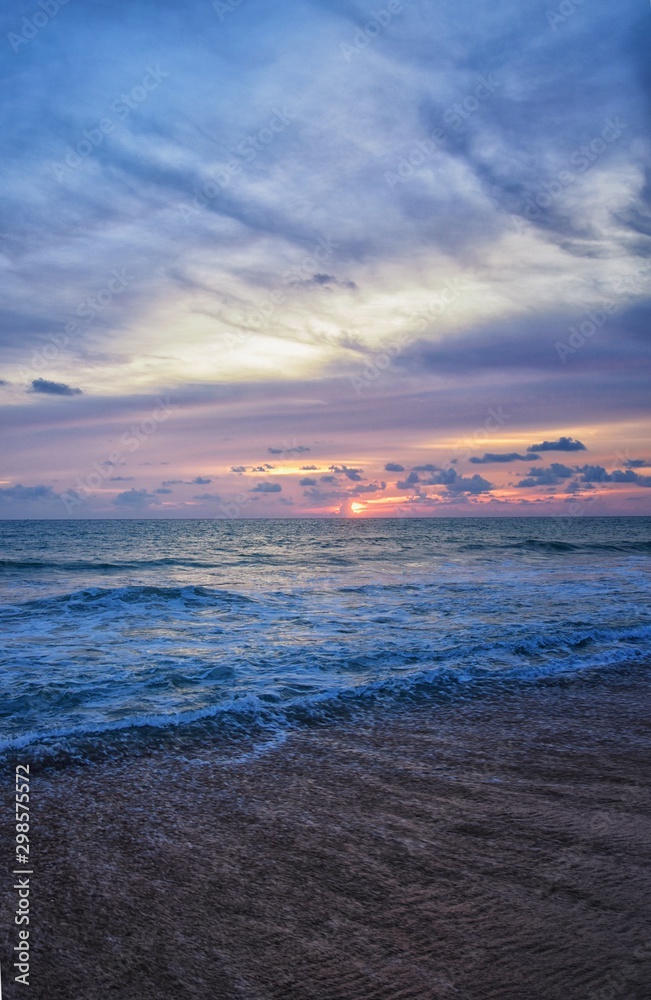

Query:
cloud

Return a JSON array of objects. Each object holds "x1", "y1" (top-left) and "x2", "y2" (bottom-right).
[
  {"x1": 517, "y1": 463, "x2": 575, "y2": 487},
  {"x1": 527, "y1": 437, "x2": 586, "y2": 453},
  {"x1": 303, "y1": 273, "x2": 356, "y2": 290},
  {"x1": 576, "y1": 465, "x2": 651, "y2": 487},
  {"x1": 299, "y1": 477, "x2": 317, "y2": 486},
  {"x1": 398, "y1": 467, "x2": 493, "y2": 494},
  {"x1": 113, "y1": 489, "x2": 158, "y2": 507},
  {"x1": 443, "y1": 473, "x2": 493, "y2": 495},
  {"x1": 329, "y1": 465, "x2": 363, "y2": 481},
  {"x1": 470, "y1": 453, "x2": 540, "y2": 464},
  {"x1": 349, "y1": 481, "x2": 386, "y2": 495},
  {"x1": 421, "y1": 469, "x2": 459, "y2": 486},
  {"x1": 268, "y1": 445, "x2": 310, "y2": 455},
  {"x1": 250, "y1": 482, "x2": 282, "y2": 493},
  {"x1": 30, "y1": 378, "x2": 82, "y2": 396},
  {"x1": 193, "y1": 493, "x2": 222, "y2": 501},
  {"x1": 622, "y1": 458, "x2": 649, "y2": 469},
  {"x1": 303, "y1": 485, "x2": 347, "y2": 504},
  {"x1": 300, "y1": 465, "x2": 318, "y2": 471},
  {"x1": 230, "y1": 467, "x2": 247, "y2": 474},
  {"x1": 384, "y1": 463, "x2": 405, "y2": 472},
  {"x1": 0, "y1": 484, "x2": 59, "y2": 502},
  {"x1": 160, "y1": 476, "x2": 211, "y2": 486},
  {"x1": 397, "y1": 471, "x2": 421, "y2": 489},
  {"x1": 109, "y1": 476, "x2": 134, "y2": 482},
  {"x1": 155, "y1": 487, "x2": 173, "y2": 494}
]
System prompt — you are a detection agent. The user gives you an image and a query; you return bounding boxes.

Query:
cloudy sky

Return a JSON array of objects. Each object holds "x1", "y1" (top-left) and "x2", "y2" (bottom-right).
[{"x1": 1, "y1": 0, "x2": 650, "y2": 517}]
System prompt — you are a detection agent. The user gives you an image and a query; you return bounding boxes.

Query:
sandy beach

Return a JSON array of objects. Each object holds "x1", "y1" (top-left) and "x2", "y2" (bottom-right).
[{"x1": 2, "y1": 668, "x2": 650, "y2": 1000}]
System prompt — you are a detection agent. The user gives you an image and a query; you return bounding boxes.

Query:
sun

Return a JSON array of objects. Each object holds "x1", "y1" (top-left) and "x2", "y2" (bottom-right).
[{"x1": 350, "y1": 502, "x2": 366, "y2": 514}]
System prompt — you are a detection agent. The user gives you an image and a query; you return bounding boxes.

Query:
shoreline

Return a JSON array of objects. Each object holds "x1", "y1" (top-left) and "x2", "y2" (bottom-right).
[{"x1": 2, "y1": 669, "x2": 650, "y2": 999}]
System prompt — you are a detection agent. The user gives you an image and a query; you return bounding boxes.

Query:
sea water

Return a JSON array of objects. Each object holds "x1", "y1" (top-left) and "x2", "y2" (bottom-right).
[{"x1": 1, "y1": 517, "x2": 649, "y2": 761}]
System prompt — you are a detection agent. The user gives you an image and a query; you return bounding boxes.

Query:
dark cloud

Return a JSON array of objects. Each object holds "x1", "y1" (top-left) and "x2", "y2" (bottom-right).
[
  {"x1": 421, "y1": 469, "x2": 460, "y2": 486},
  {"x1": 303, "y1": 486, "x2": 347, "y2": 503},
  {"x1": 30, "y1": 378, "x2": 82, "y2": 397},
  {"x1": 113, "y1": 489, "x2": 158, "y2": 507},
  {"x1": 623, "y1": 458, "x2": 649, "y2": 469},
  {"x1": 576, "y1": 465, "x2": 651, "y2": 487},
  {"x1": 470, "y1": 452, "x2": 540, "y2": 464},
  {"x1": 397, "y1": 471, "x2": 421, "y2": 489},
  {"x1": 442, "y1": 472, "x2": 493, "y2": 495},
  {"x1": 384, "y1": 463, "x2": 405, "y2": 472},
  {"x1": 300, "y1": 465, "x2": 318, "y2": 471},
  {"x1": 299, "y1": 477, "x2": 317, "y2": 486},
  {"x1": 250, "y1": 482, "x2": 282, "y2": 493},
  {"x1": 398, "y1": 468, "x2": 493, "y2": 494},
  {"x1": 329, "y1": 465, "x2": 363, "y2": 481},
  {"x1": 614, "y1": 471, "x2": 651, "y2": 487},
  {"x1": 161, "y1": 476, "x2": 211, "y2": 486},
  {"x1": 349, "y1": 482, "x2": 386, "y2": 495},
  {"x1": 528, "y1": 437, "x2": 586, "y2": 453},
  {"x1": 155, "y1": 488, "x2": 173, "y2": 494},
  {"x1": 109, "y1": 476, "x2": 134, "y2": 482},
  {"x1": 193, "y1": 493, "x2": 222, "y2": 501},
  {"x1": 0, "y1": 484, "x2": 59, "y2": 502},
  {"x1": 268, "y1": 445, "x2": 310, "y2": 455},
  {"x1": 304, "y1": 274, "x2": 357, "y2": 290},
  {"x1": 517, "y1": 464, "x2": 575, "y2": 487}
]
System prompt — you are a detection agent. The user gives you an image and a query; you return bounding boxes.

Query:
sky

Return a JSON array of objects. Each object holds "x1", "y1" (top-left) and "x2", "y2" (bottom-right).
[{"x1": 1, "y1": 0, "x2": 650, "y2": 518}]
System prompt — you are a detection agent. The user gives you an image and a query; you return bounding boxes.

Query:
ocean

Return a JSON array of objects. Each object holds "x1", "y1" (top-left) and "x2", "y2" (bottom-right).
[{"x1": 1, "y1": 516, "x2": 650, "y2": 764}]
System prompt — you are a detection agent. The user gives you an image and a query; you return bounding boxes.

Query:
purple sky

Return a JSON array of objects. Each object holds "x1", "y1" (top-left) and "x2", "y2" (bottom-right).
[{"x1": 1, "y1": 0, "x2": 650, "y2": 517}]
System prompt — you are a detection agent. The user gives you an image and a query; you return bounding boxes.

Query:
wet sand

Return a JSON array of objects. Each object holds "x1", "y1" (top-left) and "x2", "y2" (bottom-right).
[{"x1": 2, "y1": 671, "x2": 651, "y2": 999}]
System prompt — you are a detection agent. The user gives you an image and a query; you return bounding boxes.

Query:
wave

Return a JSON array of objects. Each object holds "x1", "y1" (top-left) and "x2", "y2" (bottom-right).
[
  {"x1": 2, "y1": 636, "x2": 649, "y2": 767},
  {"x1": 2, "y1": 583, "x2": 258, "y2": 614},
  {"x1": 459, "y1": 539, "x2": 651, "y2": 554},
  {"x1": 0, "y1": 557, "x2": 221, "y2": 572},
  {"x1": 2, "y1": 538, "x2": 650, "y2": 574}
]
